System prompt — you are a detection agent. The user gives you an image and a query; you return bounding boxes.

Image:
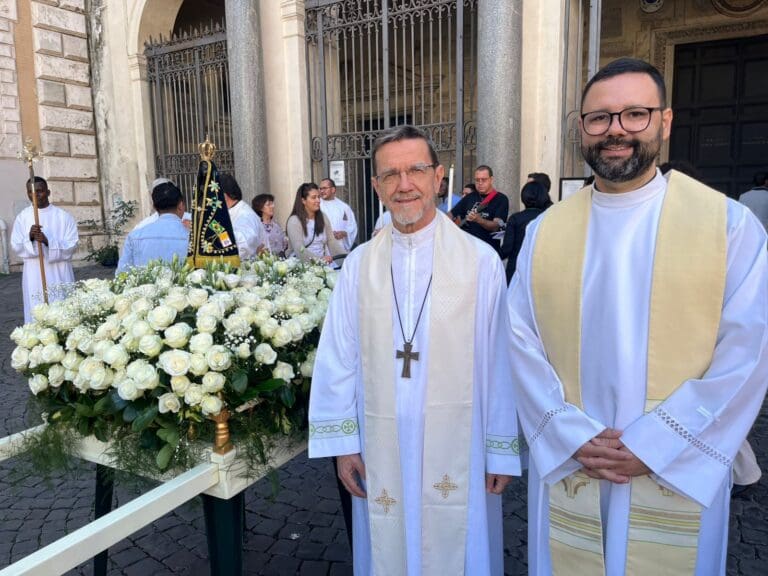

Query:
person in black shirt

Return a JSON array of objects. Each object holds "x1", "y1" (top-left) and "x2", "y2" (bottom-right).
[
  {"x1": 500, "y1": 180, "x2": 553, "y2": 283},
  {"x1": 448, "y1": 165, "x2": 509, "y2": 255}
]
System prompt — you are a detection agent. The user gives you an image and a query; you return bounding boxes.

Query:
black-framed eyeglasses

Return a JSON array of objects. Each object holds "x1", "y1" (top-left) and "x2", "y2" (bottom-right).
[
  {"x1": 580, "y1": 106, "x2": 663, "y2": 136},
  {"x1": 374, "y1": 163, "x2": 438, "y2": 188}
]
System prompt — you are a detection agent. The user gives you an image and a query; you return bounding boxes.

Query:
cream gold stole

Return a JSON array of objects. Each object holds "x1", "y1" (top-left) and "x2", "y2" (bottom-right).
[
  {"x1": 531, "y1": 171, "x2": 727, "y2": 575},
  {"x1": 358, "y1": 212, "x2": 477, "y2": 575}
]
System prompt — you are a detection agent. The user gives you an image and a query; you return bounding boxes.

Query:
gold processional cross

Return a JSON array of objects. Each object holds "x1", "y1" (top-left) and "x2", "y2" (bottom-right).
[{"x1": 396, "y1": 342, "x2": 419, "y2": 378}]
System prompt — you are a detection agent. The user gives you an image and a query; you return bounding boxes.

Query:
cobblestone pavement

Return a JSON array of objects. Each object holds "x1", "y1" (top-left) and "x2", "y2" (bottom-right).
[{"x1": 0, "y1": 266, "x2": 766, "y2": 575}]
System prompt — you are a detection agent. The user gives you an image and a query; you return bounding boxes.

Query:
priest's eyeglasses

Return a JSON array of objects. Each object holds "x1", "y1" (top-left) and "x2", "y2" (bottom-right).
[
  {"x1": 580, "y1": 107, "x2": 663, "y2": 136},
  {"x1": 374, "y1": 163, "x2": 438, "y2": 188}
]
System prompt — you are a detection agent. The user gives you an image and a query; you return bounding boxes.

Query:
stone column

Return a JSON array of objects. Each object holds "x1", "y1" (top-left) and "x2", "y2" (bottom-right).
[
  {"x1": 225, "y1": 0, "x2": 269, "y2": 199},
  {"x1": 477, "y1": 0, "x2": 522, "y2": 209}
]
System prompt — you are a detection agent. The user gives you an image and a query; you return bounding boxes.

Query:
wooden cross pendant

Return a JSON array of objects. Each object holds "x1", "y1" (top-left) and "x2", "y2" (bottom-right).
[{"x1": 396, "y1": 341, "x2": 419, "y2": 378}]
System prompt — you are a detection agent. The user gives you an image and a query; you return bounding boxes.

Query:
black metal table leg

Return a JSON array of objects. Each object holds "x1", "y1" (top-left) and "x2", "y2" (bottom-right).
[
  {"x1": 201, "y1": 492, "x2": 244, "y2": 576},
  {"x1": 93, "y1": 464, "x2": 115, "y2": 576}
]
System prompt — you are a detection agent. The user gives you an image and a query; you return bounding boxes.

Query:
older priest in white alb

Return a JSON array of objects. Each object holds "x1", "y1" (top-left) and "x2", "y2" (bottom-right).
[
  {"x1": 506, "y1": 58, "x2": 768, "y2": 576},
  {"x1": 309, "y1": 125, "x2": 520, "y2": 575}
]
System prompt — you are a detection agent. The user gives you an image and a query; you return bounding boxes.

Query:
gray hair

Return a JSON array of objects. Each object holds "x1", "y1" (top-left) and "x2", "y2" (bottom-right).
[{"x1": 371, "y1": 125, "x2": 439, "y2": 175}]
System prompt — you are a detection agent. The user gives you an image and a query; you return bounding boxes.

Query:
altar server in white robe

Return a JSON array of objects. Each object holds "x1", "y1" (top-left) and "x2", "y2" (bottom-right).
[
  {"x1": 505, "y1": 58, "x2": 768, "y2": 576},
  {"x1": 12, "y1": 177, "x2": 79, "y2": 323},
  {"x1": 309, "y1": 125, "x2": 520, "y2": 576},
  {"x1": 320, "y1": 177, "x2": 358, "y2": 251},
  {"x1": 220, "y1": 173, "x2": 265, "y2": 259}
]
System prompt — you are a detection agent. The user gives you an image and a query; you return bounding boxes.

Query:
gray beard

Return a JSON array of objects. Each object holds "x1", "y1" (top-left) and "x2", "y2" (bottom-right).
[
  {"x1": 581, "y1": 133, "x2": 661, "y2": 183},
  {"x1": 392, "y1": 207, "x2": 425, "y2": 227}
]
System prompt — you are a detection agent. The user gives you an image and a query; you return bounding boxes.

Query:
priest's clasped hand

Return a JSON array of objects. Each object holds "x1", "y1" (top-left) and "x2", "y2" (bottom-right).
[
  {"x1": 337, "y1": 453, "x2": 367, "y2": 498},
  {"x1": 29, "y1": 225, "x2": 49, "y2": 246},
  {"x1": 575, "y1": 428, "x2": 651, "y2": 484},
  {"x1": 486, "y1": 474, "x2": 513, "y2": 494}
]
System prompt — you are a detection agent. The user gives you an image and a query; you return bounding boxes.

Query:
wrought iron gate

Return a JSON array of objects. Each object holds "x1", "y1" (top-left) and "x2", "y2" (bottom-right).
[
  {"x1": 145, "y1": 24, "x2": 234, "y2": 206},
  {"x1": 305, "y1": 0, "x2": 478, "y2": 239}
]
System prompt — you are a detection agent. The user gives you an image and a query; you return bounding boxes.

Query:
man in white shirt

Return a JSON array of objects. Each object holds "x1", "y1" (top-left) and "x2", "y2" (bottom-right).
[
  {"x1": 11, "y1": 177, "x2": 78, "y2": 323},
  {"x1": 219, "y1": 173, "x2": 264, "y2": 260},
  {"x1": 319, "y1": 178, "x2": 358, "y2": 251},
  {"x1": 505, "y1": 57, "x2": 768, "y2": 576}
]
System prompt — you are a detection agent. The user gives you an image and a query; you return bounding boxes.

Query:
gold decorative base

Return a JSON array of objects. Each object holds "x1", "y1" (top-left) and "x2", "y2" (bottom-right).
[{"x1": 210, "y1": 408, "x2": 233, "y2": 455}]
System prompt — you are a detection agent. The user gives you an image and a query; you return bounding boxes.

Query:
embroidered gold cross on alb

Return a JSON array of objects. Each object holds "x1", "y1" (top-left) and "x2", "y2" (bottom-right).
[
  {"x1": 561, "y1": 471, "x2": 591, "y2": 499},
  {"x1": 433, "y1": 474, "x2": 458, "y2": 499},
  {"x1": 375, "y1": 489, "x2": 397, "y2": 514}
]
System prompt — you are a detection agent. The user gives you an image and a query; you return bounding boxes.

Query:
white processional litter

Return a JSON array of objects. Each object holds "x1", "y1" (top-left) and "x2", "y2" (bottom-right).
[{"x1": 0, "y1": 426, "x2": 306, "y2": 576}]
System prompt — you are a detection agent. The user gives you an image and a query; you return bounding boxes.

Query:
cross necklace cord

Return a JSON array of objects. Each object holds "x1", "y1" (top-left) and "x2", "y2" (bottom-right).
[{"x1": 391, "y1": 266, "x2": 433, "y2": 379}]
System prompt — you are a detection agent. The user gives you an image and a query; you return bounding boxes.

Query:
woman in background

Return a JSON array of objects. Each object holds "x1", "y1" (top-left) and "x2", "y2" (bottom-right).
[
  {"x1": 286, "y1": 182, "x2": 346, "y2": 264},
  {"x1": 252, "y1": 193, "x2": 288, "y2": 256}
]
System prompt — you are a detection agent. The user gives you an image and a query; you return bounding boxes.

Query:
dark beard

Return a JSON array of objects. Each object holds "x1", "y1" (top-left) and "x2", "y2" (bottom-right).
[{"x1": 581, "y1": 134, "x2": 661, "y2": 183}]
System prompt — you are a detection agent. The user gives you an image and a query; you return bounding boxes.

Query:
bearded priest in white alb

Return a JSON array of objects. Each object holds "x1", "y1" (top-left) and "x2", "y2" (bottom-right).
[
  {"x1": 505, "y1": 58, "x2": 768, "y2": 576},
  {"x1": 11, "y1": 177, "x2": 79, "y2": 324},
  {"x1": 309, "y1": 125, "x2": 520, "y2": 576}
]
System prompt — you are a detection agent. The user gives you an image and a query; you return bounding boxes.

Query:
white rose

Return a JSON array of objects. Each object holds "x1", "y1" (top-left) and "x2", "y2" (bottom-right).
[
  {"x1": 148, "y1": 305, "x2": 178, "y2": 331},
  {"x1": 210, "y1": 292, "x2": 235, "y2": 312},
  {"x1": 90, "y1": 364, "x2": 114, "y2": 391},
  {"x1": 158, "y1": 392, "x2": 181, "y2": 414},
  {"x1": 20, "y1": 329, "x2": 40, "y2": 349},
  {"x1": 133, "y1": 363, "x2": 159, "y2": 390},
  {"x1": 256, "y1": 300, "x2": 276, "y2": 315},
  {"x1": 28, "y1": 345, "x2": 43, "y2": 369},
  {"x1": 38, "y1": 328, "x2": 57, "y2": 346},
  {"x1": 170, "y1": 375, "x2": 191, "y2": 395},
  {"x1": 164, "y1": 323, "x2": 193, "y2": 348},
  {"x1": 130, "y1": 297, "x2": 154, "y2": 316},
  {"x1": 326, "y1": 272, "x2": 337, "y2": 289},
  {"x1": 29, "y1": 374, "x2": 48, "y2": 395},
  {"x1": 205, "y1": 345, "x2": 232, "y2": 371},
  {"x1": 61, "y1": 350, "x2": 83, "y2": 371},
  {"x1": 252, "y1": 310, "x2": 270, "y2": 327},
  {"x1": 126, "y1": 359, "x2": 149, "y2": 379},
  {"x1": 318, "y1": 287, "x2": 332, "y2": 302},
  {"x1": 118, "y1": 378, "x2": 142, "y2": 401},
  {"x1": 236, "y1": 342, "x2": 251, "y2": 359},
  {"x1": 72, "y1": 372, "x2": 89, "y2": 392},
  {"x1": 189, "y1": 353, "x2": 210, "y2": 376},
  {"x1": 223, "y1": 274, "x2": 240, "y2": 289},
  {"x1": 187, "y1": 269, "x2": 207, "y2": 285},
  {"x1": 103, "y1": 344, "x2": 130, "y2": 369},
  {"x1": 223, "y1": 314, "x2": 250, "y2": 336},
  {"x1": 272, "y1": 361, "x2": 295, "y2": 383},
  {"x1": 237, "y1": 291, "x2": 261, "y2": 308},
  {"x1": 297, "y1": 313, "x2": 315, "y2": 332},
  {"x1": 11, "y1": 346, "x2": 29, "y2": 370},
  {"x1": 48, "y1": 364, "x2": 65, "y2": 388},
  {"x1": 120, "y1": 333, "x2": 139, "y2": 352},
  {"x1": 95, "y1": 317, "x2": 121, "y2": 341},
  {"x1": 200, "y1": 394, "x2": 223, "y2": 416},
  {"x1": 253, "y1": 343, "x2": 277, "y2": 365},
  {"x1": 64, "y1": 369, "x2": 77, "y2": 382},
  {"x1": 10, "y1": 326, "x2": 24, "y2": 345},
  {"x1": 159, "y1": 349, "x2": 192, "y2": 377},
  {"x1": 138, "y1": 334, "x2": 163, "y2": 357},
  {"x1": 162, "y1": 289, "x2": 189, "y2": 312},
  {"x1": 131, "y1": 320, "x2": 153, "y2": 340},
  {"x1": 183, "y1": 384, "x2": 204, "y2": 406},
  {"x1": 196, "y1": 314, "x2": 218, "y2": 334},
  {"x1": 113, "y1": 295, "x2": 132, "y2": 316},
  {"x1": 272, "y1": 326, "x2": 292, "y2": 348},
  {"x1": 260, "y1": 318, "x2": 279, "y2": 338},
  {"x1": 198, "y1": 302, "x2": 224, "y2": 320},
  {"x1": 300, "y1": 349, "x2": 317, "y2": 378},
  {"x1": 93, "y1": 340, "x2": 114, "y2": 362},
  {"x1": 187, "y1": 287, "x2": 209, "y2": 307},
  {"x1": 189, "y1": 333, "x2": 213, "y2": 354},
  {"x1": 285, "y1": 298, "x2": 305, "y2": 316},
  {"x1": 284, "y1": 319, "x2": 304, "y2": 342},
  {"x1": 202, "y1": 371, "x2": 226, "y2": 393}
]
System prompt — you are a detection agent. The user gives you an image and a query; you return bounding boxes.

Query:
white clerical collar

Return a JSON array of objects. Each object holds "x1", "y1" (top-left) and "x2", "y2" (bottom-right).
[
  {"x1": 592, "y1": 168, "x2": 666, "y2": 208},
  {"x1": 391, "y1": 212, "x2": 437, "y2": 248}
]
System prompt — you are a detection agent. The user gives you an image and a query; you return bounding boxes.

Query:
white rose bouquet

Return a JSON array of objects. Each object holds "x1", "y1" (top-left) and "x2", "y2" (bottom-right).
[{"x1": 11, "y1": 254, "x2": 335, "y2": 471}]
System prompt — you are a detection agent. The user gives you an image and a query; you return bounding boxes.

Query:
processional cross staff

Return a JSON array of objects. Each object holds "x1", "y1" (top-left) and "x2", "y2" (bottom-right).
[{"x1": 20, "y1": 138, "x2": 47, "y2": 304}]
